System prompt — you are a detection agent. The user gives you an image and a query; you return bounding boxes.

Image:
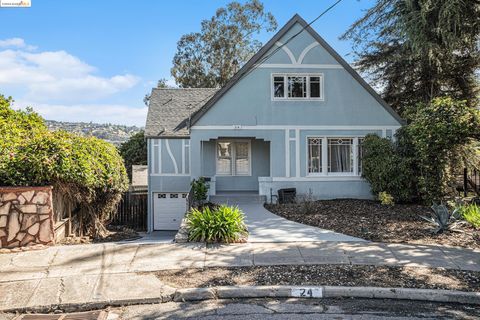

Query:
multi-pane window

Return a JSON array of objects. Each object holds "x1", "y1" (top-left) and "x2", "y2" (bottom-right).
[
  {"x1": 272, "y1": 74, "x2": 323, "y2": 100},
  {"x1": 357, "y1": 138, "x2": 364, "y2": 175},
  {"x1": 287, "y1": 76, "x2": 307, "y2": 98},
  {"x1": 310, "y1": 76, "x2": 321, "y2": 98},
  {"x1": 307, "y1": 138, "x2": 322, "y2": 174},
  {"x1": 216, "y1": 141, "x2": 251, "y2": 176},
  {"x1": 216, "y1": 142, "x2": 232, "y2": 175},
  {"x1": 328, "y1": 138, "x2": 353, "y2": 173},
  {"x1": 273, "y1": 76, "x2": 285, "y2": 98}
]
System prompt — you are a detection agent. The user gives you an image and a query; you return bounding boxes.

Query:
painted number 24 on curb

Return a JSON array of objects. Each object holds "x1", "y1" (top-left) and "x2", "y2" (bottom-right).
[{"x1": 291, "y1": 288, "x2": 323, "y2": 298}]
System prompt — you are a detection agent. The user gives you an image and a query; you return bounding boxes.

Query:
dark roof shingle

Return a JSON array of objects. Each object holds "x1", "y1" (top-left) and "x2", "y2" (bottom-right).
[{"x1": 145, "y1": 88, "x2": 217, "y2": 137}]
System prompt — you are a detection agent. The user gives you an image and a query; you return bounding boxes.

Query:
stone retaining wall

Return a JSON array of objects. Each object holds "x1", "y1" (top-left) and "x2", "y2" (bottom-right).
[{"x1": 0, "y1": 186, "x2": 55, "y2": 248}]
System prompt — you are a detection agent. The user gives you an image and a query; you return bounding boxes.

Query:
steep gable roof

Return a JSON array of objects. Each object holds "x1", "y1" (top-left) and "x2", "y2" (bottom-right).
[
  {"x1": 145, "y1": 88, "x2": 217, "y2": 138},
  {"x1": 189, "y1": 14, "x2": 404, "y2": 125}
]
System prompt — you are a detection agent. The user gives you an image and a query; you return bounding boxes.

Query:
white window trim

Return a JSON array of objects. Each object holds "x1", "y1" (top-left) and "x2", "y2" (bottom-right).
[
  {"x1": 271, "y1": 73, "x2": 325, "y2": 101},
  {"x1": 306, "y1": 136, "x2": 364, "y2": 177},
  {"x1": 215, "y1": 139, "x2": 252, "y2": 176}
]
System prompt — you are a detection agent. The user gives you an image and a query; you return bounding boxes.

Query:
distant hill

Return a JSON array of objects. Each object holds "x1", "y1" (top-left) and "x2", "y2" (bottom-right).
[{"x1": 46, "y1": 120, "x2": 143, "y2": 146}]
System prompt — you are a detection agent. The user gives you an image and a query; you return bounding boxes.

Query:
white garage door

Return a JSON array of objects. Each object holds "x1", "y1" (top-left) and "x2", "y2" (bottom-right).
[{"x1": 153, "y1": 192, "x2": 188, "y2": 230}]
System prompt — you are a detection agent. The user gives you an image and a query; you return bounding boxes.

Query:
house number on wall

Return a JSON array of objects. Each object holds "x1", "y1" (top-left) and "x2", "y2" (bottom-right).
[{"x1": 291, "y1": 287, "x2": 323, "y2": 298}]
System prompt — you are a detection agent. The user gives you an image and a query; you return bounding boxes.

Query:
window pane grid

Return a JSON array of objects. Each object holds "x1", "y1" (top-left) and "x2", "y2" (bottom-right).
[
  {"x1": 358, "y1": 138, "x2": 364, "y2": 175},
  {"x1": 328, "y1": 138, "x2": 353, "y2": 173},
  {"x1": 272, "y1": 74, "x2": 323, "y2": 99},
  {"x1": 308, "y1": 137, "x2": 322, "y2": 173},
  {"x1": 216, "y1": 141, "x2": 250, "y2": 176}
]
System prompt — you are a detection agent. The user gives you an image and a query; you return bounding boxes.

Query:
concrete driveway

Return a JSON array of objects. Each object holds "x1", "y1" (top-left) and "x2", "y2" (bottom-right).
[{"x1": 237, "y1": 202, "x2": 364, "y2": 243}]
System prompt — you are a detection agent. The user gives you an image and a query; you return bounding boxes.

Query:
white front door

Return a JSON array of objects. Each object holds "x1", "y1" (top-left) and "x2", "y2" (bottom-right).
[{"x1": 153, "y1": 192, "x2": 188, "y2": 230}]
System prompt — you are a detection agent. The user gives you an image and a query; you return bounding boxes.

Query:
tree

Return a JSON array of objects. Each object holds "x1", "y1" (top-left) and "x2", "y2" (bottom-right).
[
  {"x1": 119, "y1": 130, "x2": 147, "y2": 180},
  {"x1": 362, "y1": 97, "x2": 480, "y2": 203},
  {"x1": 171, "y1": 0, "x2": 277, "y2": 88},
  {"x1": 342, "y1": 0, "x2": 480, "y2": 116},
  {"x1": 144, "y1": 78, "x2": 171, "y2": 106}
]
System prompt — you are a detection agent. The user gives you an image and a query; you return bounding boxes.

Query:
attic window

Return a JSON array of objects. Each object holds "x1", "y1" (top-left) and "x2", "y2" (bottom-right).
[{"x1": 272, "y1": 74, "x2": 324, "y2": 100}]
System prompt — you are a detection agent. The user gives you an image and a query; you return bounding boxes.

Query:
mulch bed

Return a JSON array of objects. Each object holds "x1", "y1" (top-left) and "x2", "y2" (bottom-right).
[
  {"x1": 154, "y1": 265, "x2": 480, "y2": 292},
  {"x1": 265, "y1": 199, "x2": 480, "y2": 249},
  {"x1": 59, "y1": 226, "x2": 140, "y2": 245}
]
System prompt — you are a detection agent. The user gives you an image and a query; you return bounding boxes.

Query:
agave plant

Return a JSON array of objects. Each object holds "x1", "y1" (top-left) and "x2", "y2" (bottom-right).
[{"x1": 420, "y1": 203, "x2": 460, "y2": 234}]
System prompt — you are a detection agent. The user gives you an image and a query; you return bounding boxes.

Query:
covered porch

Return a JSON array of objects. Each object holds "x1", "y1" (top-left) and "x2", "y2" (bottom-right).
[{"x1": 196, "y1": 137, "x2": 271, "y2": 195}]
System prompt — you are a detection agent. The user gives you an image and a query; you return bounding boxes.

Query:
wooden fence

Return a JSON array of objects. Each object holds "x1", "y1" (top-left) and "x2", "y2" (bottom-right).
[{"x1": 111, "y1": 191, "x2": 148, "y2": 231}]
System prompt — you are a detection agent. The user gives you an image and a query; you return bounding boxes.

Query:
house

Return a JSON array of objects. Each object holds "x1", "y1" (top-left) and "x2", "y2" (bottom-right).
[
  {"x1": 144, "y1": 14, "x2": 403, "y2": 231},
  {"x1": 130, "y1": 165, "x2": 148, "y2": 192}
]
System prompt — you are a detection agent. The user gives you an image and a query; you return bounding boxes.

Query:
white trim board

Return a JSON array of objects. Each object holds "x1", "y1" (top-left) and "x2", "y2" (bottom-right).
[
  {"x1": 271, "y1": 176, "x2": 365, "y2": 182},
  {"x1": 192, "y1": 125, "x2": 401, "y2": 131},
  {"x1": 257, "y1": 64, "x2": 343, "y2": 69}
]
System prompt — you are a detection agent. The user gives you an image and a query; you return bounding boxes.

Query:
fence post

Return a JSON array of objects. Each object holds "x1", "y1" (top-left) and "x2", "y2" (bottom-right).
[{"x1": 464, "y1": 167, "x2": 468, "y2": 197}]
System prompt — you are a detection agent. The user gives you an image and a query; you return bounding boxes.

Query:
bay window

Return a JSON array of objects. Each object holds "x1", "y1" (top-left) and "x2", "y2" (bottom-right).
[
  {"x1": 272, "y1": 74, "x2": 324, "y2": 100},
  {"x1": 216, "y1": 140, "x2": 251, "y2": 176}
]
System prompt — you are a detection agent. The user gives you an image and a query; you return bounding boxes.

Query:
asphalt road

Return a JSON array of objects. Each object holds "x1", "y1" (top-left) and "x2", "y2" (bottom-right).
[
  {"x1": 118, "y1": 298, "x2": 480, "y2": 319},
  {"x1": 2, "y1": 298, "x2": 479, "y2": 319}
]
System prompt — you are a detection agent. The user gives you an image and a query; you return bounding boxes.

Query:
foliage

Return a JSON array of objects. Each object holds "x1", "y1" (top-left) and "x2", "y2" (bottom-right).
[
  {"x1": 118, "y1": 130, "x2": 147, "y2": 180},
  {"x1": 404, "y1": 97, "x2": 480, "y2": 202},
  {"x1": 458, "y1": 203, "x2": 480, "y2": 229},
  {"x1": 362, "y1": 98, "x2": 480, "y2": 203},
  {"x1": 420, "y1": 203, "x2": 460, "y2": 234},
  {"x1": 361, "y1": 134, "x2": 417, "y2": 202},
  {"x1": 186, "y1": 204, "x2": 248, "y2": 243},
  {"x1": 341, "y1": 0, "x2": 480, "y2": 116},
  {"x1": 378, "y1": 192, "x2": 394, "y2": 206},
  {"x1": 144, "y1": 78, "x2": 172, "y2": 106},
  {"x1": 191, "y1": 177, "x2": 209, "y2": 203},
  {"x1": 0, "y1": 95, "x2": 129, "y2": 237},
  {"x1": 171, "y1": 0, "x2": 277, "y2": 88},
  {"x1": 295, "y1": 189, "x2": 317, "y2": 215}
]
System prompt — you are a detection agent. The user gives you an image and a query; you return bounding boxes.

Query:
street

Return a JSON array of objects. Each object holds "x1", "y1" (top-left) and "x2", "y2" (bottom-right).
[{"x1": 3, "y1": 298, "x2": 479, "y2": 320}]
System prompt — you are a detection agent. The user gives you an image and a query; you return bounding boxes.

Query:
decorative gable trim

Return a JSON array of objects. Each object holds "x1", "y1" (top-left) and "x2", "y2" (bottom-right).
[{"x1": 189, "y1": 14, "x2": 405, "y2": 127}]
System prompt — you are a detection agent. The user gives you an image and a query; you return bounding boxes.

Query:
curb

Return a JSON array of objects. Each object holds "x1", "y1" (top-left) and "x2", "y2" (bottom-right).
[
  {"x1": 174, "y1": 286, "x2": 480, "y2": 305},
  {"x1": 2, "y1": 285, "x2": 480, "y2": 313}
]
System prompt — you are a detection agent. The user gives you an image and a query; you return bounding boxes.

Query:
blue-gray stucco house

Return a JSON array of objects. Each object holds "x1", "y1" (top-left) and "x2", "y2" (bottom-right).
[{"x1": 144, "y1": 14, "x2": 403, "y2": 231}]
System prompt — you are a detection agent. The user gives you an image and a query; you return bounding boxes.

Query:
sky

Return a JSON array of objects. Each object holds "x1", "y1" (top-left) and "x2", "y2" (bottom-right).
[{"x1": 0, "y1": 0, "x2": 374, "y2": 126}]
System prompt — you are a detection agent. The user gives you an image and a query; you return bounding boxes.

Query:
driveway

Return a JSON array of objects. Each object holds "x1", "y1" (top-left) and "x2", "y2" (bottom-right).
[{"x1": 236, "y1": 202, "x2": 364, "y2": 243}]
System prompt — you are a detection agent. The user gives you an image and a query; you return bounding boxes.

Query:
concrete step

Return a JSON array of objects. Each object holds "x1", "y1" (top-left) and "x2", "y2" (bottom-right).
[{"x1": 210, "y1": 194, "x2": 266, "y2": 204}]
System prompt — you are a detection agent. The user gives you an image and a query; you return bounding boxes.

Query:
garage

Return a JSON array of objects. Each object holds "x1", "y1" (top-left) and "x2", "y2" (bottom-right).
[{"x1": 153, "y1": 192, "x2": 188, "y2": 230}]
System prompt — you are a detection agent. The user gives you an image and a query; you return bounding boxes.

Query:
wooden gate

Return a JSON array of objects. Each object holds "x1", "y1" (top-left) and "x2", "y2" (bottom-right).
[{"x1": 111, "y1": 191, "x2": 148, "y2": 231}]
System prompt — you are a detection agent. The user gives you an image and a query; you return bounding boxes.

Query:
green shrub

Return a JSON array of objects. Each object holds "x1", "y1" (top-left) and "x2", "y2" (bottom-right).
[
  {"x1": 458, "y1": 204, "x2": 480, "y2": 228},
  {"x1": 0, "y1": 95, "x2": 128, "y2": 237},
  {"x1": 362, "y1": 97, "x2": 480, "y2": 203},
  {"x1": 361, "y1": 134, "x2": 417, "y2": 202},
  {"x1": 191, "y1": 177, "x2": 209, "y2": 203},
  {"x1": 186, "y1": 204, "x2": 248, "y2": 243},
  {"x1": 378, "y1": 192, "x2": 394, "y2": 206}
]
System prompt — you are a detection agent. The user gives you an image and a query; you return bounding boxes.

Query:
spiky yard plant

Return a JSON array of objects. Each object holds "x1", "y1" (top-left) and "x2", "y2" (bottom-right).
[{"x1": 186, "y1": 205, "x2": 248, "y2": 243}]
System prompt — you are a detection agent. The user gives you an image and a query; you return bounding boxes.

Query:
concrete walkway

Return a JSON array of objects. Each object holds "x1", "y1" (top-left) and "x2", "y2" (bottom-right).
[
  {"x1": 0, "y1": 241, "x2": 479, "y2": 311},
  {"x1": 239, "y1": 203, "x2": 363, "y2": 242},
  {"x1": 209, "y1": 193, "x2": 363, "y2": 242}
]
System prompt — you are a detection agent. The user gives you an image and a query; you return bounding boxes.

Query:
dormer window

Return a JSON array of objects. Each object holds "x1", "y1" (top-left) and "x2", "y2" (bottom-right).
[{"x1": 272, "y1": 73, "x2": 324, "y2": 100}]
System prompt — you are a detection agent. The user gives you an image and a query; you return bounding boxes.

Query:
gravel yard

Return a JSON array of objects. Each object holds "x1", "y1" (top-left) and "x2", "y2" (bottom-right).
[
  {"x1": 265, "y1": 199, "x2": 480, "y2": 249},
  {"x1": 154, "y1": 265, "x2": 480, "y2": 292}
]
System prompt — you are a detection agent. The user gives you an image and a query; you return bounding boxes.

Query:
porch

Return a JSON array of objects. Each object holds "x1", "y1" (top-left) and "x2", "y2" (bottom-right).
[{"x1": 197, "y1": 137, "x2": 271, "y2": 195}]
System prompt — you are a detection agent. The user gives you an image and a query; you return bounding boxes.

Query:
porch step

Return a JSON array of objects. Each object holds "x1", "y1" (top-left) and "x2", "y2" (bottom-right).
[{"x1": 210, "y1": 193, "x2": 266, "y2": 205}]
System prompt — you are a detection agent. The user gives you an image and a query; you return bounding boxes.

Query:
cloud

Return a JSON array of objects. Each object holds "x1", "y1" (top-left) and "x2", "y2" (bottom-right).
[
  {"x1": 0, "y1": 38, "x2": 140, "y2": 103},
  {"x1": 14, "y1": 100, "x2": 148, "y2": 126},
  {"x1": 0, "y1": 37, "x2": 36, "y2": 50}
]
